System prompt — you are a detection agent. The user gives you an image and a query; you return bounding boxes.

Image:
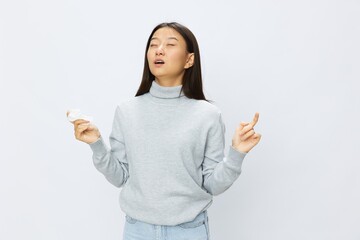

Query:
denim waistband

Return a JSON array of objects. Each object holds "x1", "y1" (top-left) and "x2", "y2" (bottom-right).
[
  {"x1": 176, "y1": 210, "x2": 208, "y2": 228},
  {"x1": 125, "y1": 210, "x2": 208, "y2": 227}
]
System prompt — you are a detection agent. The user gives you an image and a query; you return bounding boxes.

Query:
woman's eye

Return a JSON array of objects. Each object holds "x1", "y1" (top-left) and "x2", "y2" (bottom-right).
[
  {"x1": 150, "y1": 44, "x2": 157, "y2": 47},
  {"x1": 167, "y1": 44, "x2": 175, "y2": 46}
]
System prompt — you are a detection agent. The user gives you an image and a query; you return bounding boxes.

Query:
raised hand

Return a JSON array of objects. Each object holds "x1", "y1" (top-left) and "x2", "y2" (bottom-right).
[
  {"x1": 67, "y1": 111, "x2": 101, "y2": 144},
  {"x1": 232, "y1": 112, "x2": 262, "y2": 153}
]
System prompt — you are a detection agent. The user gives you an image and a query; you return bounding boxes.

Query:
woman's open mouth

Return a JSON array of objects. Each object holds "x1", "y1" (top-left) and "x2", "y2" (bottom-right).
[{"x1": 154, "y1": 59, "x2": 165, "y2": 66}]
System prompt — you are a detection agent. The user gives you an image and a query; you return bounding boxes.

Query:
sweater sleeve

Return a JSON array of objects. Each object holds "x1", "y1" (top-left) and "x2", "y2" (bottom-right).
[
  {"x1": 88, "y1": 106, "x2": 129, "y2": 188},
  {"x1": 202, "y1": 112, "x2": 247, "y2": 196}
]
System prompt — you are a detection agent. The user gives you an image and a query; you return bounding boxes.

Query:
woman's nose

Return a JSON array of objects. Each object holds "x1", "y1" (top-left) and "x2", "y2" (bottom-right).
[{"x1": 155, "y1": 45, "x2": 164, "y2": 56}]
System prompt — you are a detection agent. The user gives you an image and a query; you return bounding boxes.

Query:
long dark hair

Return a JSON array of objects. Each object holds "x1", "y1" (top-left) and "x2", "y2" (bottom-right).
[{"x1": 135, "y1": 22, "x2": 212, "y2": 103}]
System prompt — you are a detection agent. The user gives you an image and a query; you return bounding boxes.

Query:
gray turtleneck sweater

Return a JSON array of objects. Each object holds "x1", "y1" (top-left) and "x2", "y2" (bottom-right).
[{"x1": 88, "y1": 80, "x2": 247, "y2": 226}]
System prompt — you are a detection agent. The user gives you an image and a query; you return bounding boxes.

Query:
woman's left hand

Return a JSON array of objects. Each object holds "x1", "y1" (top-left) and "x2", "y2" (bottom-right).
[{"x1": 232, "y1": 112, "x2": 262, "y2": 153}]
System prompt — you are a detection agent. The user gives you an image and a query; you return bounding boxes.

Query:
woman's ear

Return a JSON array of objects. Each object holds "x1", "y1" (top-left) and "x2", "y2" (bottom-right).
[{"x1": 184, "y1": 53, "x2": 194, "y2": 69}]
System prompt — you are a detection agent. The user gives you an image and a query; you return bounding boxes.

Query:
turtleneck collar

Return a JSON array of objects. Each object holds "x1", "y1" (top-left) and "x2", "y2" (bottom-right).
[{"x1": 149, "y1": 80, "x2": 185, "y2": 99}]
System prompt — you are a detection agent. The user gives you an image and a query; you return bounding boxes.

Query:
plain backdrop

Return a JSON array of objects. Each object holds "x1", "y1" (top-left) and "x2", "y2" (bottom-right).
[{"x1": 1, "y1": 0, "x2": 359, "y2": 239}]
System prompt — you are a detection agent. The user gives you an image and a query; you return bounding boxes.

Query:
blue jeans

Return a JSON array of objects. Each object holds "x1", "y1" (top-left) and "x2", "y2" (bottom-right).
[{"x1": 123, "y1": 210, "x2": 210, "y2": 240}]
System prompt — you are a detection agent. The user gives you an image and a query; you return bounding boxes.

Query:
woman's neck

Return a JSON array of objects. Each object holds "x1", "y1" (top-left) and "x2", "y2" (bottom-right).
[{"x1": 155, "y1": 77, "x2": 183, "y2": 87}]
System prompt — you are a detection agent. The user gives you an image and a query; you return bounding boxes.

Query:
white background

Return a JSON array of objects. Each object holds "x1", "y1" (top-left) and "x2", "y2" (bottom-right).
[{"x1": 1, "y1": 0, "x2": 359, "y2": 239}]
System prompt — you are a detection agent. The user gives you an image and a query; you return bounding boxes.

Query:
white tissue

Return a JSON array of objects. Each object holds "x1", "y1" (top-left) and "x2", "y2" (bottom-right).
[{"x1": 67, "y1": 109, "x2": 93, "y2": 122}]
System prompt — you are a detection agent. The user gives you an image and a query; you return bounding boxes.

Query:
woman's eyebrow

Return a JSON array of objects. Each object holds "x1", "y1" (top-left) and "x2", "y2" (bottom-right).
[
  {"x1": 167, "y1": 37, "x2": 179, "y2": 41},
  {"x1": 150, "y1": 37, "x2": 179, "y2": 41}
]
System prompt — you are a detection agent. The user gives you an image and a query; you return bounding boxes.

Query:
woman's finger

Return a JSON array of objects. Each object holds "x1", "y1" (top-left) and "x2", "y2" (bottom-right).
[
  {"x1": 240, "y1": 124, "x2": 254, "y2": 135},
  {"x1": 254, "y1": 133, "x2": 262, "y2": 139},
  {"x1": 75, "y1": 123, "x2": 89, "y2": 133},
  {"x1": 75, "y1": 123, "x2": 90, "y2": 139},
  {"x1": 77, "y1": 122, "x2": 90, "y2": 131},
  {"x1": 250, "y1": 112, "x2": 259, "y2": 128},
  {"x1": 238, "y1": 122, "x2": 249, "y2": 131},
  {"x1": 73, "y1": 120, "x2": 90, "y2": 130},
  {"x1": 240, "y1": 129, "x2": 256, "y2": 141},
  {"x1": 238, "y1": 112, "x2": 259, "y2": 132}
]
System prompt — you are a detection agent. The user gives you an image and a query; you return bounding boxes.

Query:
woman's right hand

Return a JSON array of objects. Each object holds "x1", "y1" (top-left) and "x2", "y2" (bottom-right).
[{"x1": 67, "y1": 112, "x2": 101, "y2": 144}]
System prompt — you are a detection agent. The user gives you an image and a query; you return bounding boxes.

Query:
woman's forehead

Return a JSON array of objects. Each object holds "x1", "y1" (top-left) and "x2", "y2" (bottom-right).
[{"x1": 152, "y1": 27, "x2": 183, "y2": 40}]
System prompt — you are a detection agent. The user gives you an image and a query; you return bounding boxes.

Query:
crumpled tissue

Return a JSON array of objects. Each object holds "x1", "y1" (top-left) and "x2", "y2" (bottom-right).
[{"x1": 67, "y1": 109, "x2": 93, "y2": 123}]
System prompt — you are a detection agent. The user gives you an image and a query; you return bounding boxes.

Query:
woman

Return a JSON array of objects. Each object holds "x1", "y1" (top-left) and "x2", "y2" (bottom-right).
[{"x1": 68, "y1": 22, "x2": 261, "y2": 240}]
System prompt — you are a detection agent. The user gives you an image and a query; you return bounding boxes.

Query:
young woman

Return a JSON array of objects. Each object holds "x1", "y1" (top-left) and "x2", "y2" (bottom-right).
[{"x1": 68, "y1": 22, "x2": 261, "y2": 240}]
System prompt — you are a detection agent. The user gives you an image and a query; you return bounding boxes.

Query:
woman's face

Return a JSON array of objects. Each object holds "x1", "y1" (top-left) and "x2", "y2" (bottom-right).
[{"x1": 147, "y1": 27, "x2": 194, "y2": 84}]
